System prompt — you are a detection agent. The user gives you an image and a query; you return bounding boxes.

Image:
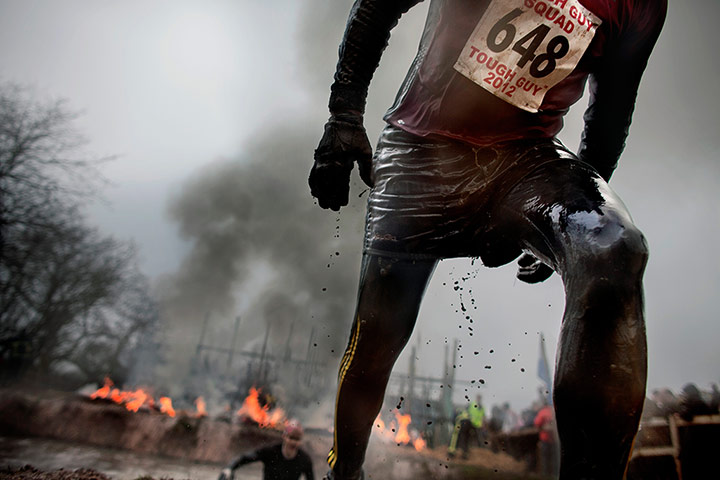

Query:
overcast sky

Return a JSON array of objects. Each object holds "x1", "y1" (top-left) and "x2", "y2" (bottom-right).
[{"x1": 1, "y1": 0, "x2": 718, "y2": 413}]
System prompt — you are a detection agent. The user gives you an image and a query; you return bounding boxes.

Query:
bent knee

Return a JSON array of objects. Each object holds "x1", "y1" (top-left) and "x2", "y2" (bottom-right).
[
  {"x1": 564, "y1": 210, "x2": 649, "y2": 278},
  {"x1": 603, "y1": 221, "x2": 649, "y2": 275}
]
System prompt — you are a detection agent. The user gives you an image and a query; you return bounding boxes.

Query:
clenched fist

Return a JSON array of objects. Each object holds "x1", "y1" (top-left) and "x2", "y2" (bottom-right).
[{"x1": 309, "y1": 114, "x2": 373, "y2": 211}]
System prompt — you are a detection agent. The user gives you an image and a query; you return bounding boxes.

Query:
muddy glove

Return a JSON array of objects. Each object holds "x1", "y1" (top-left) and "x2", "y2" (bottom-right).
[
  {"x1": 516, "y1": 253, "x2": 554, "y2": 284},
  {"x1": 218, "y1": 468, "x2": 234, "y2": 480},
  {"x1": 309, "y1": 0, "x2": 420, "y2": 211},
  {"x1": 309, "y1": 113, "x2": 373, "y2": 211}
]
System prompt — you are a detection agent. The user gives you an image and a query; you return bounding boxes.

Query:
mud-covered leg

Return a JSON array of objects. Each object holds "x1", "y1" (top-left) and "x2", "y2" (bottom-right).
[
  {"x1": 328, "y1": 253, "x2": 437, "y2": 479},
  {"x1": 552, "y1": 207, "x2": 648, "y2": 479},
  {"x1": 501, "y1": 166, "x2": 649, "y2": 479}
]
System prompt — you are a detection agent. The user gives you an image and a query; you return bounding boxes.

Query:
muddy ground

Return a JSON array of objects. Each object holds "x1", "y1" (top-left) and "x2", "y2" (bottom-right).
[
  {"x1": 0, "y1": 465, "x2": 111, "y2": 480},
  {"x1": 0, "y1": 388, "x2": 541, "y2": 480}
]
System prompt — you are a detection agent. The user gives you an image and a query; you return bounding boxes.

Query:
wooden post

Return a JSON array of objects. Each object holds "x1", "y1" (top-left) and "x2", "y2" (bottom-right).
[
  {"x1": 305, "y1": 326, "x2": 316, "y2": 386},
  {"x1": 283, "y1": 321, "x2": 295, "y2": 362},
  {"x1": 192, "y1": 313, "x2": 210, "y2": 373},
  {"x1": 258, "y1": 321, "x2": 272, "y2": 385},
  {"x1": 196, "y1": 312, "x2": 210, "y2": 356},
  {"x1": 407, "y1": 346, "x2": 416, "y2": 415},
  {"x1": 226, "y1": 316, "x2": 241, "y2": 372}
]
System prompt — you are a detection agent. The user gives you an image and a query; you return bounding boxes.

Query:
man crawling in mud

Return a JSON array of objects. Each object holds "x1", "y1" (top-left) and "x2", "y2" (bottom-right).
[{"x1": 308, "y1": 1, "x2": 666, "y2": 478}]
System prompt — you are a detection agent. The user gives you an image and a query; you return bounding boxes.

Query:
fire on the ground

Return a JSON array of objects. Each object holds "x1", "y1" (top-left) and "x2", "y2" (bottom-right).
[{"x1": 87, "y1": 377, "x2": 426, "y2": 451}]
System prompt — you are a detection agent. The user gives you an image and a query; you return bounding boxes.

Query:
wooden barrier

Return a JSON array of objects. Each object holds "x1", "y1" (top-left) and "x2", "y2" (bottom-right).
[{"x1": 630, "y1": 414, "x2": 720, "y2": 480}]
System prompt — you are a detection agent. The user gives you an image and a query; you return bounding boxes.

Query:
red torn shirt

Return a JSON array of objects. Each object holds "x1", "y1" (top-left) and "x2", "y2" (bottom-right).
[{"x1": 383, "y1": 0, "x2": 666, "y2": 177}]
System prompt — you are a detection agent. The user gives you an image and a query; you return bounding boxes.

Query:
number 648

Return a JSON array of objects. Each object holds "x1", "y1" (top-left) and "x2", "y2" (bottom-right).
[{"x1": 487, "y1": 8, "x2": 569, "y2": 79}]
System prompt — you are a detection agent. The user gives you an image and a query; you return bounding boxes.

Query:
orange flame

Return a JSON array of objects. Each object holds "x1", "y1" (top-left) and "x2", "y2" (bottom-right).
[
  {"x1": 125, "y1": 389, "x2": 149, "y2": 412},
  {"x1": 90, "y1": 377, "x2": 113, "y2": 399},
  {"x1": 110, "y1": 388, "x2": 126, "y2": 404},
  {"x1": 372, "y1": 411, "x2": 425, "y2": 451},
  {"x1": 159, "y1": 397, "x2": 176, "y2": 417},
  {"x1": 236, "y1": 387, "x2": 286, "y2": 428},
  {"x1": 394, "y1": 411, "x2": 411, "y2": 444},
  {"x1": 88, "y1": 377, "x2": 175, "y2": 418},
  {"x1": 195, "y1": 397, "x2": 208, "y2": 417}
]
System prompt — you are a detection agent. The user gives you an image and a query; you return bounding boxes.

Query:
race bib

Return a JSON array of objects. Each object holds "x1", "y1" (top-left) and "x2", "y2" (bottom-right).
[{"x1": 454, "y1": 0, "x2": 601, "y2": 112}]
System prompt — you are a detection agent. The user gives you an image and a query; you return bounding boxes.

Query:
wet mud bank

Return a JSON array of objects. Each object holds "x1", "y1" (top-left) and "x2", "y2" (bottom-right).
[
  {"x1": 0, "y1": 388, "x2": 533, "y2": 479},
  {"x1": 0, "y1": 389, "x2": 286, "y2": 464}
]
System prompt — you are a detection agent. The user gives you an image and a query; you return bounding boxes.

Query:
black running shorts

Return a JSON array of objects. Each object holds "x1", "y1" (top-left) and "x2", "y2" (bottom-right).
[{"x1": 364, "y1": 125, "x2": 581, "y2": 264}]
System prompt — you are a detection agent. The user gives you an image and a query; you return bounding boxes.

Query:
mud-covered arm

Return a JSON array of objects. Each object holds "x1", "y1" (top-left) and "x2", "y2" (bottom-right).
[
  {"x1": 577, "y1": 1, "x2": 667, "y2": 181},
  {"x1": 328, "y1": 0, "x2": 423, "y2": 116},
  {"x1": 218, "y1": 449, "x2": 262, "y2": 480},
  {"x1": 309, "y1": 0, "x2": 423, "y2": 211},
  {"x1": 225, "y1": 449, "x2": 262, "y2": 471}
]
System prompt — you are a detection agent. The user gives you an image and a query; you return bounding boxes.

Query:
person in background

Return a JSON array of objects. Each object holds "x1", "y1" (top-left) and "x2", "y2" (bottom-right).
[
  {"x1": 534, "y1": 400, "x2": 559, "y2": 477},
  {"x1": 521, "y1": 400, "x2": 543, "y2": 429},
  {"x1": 501, "y1": 402, "x2": 521, "y2": 433},
  {"x1": 677, "y1": 383, "x2": 714, "y2": 422},
  {"x1": 651, "y1": 388, "x2": 680, "y2": 418},
  {"x1": 448, "y1": 394, "x2": 485, "y2": 459},
  {"x1": 708, "y1": 383, "x2": 719, "y2": 413},
  {"x1": 676, "y1": 383, "x2": 715, "y2": 479},
  {"x1": 218, "y1": 419, "x2": 314, "y2": 480}
]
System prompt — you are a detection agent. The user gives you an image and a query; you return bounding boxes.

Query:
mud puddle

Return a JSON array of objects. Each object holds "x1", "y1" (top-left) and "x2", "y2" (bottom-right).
[{"x1": 0, "y1": 436, "x2": 264, "y2": 480}]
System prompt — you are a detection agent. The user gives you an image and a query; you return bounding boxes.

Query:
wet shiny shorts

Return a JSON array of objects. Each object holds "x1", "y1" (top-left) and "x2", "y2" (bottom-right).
[{"x1": 364, "y1": 125, "x2": 577, "y2": 263}]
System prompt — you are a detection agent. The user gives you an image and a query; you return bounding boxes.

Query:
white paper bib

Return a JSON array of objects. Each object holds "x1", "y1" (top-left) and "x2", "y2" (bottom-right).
[{"x1": 454, "y1": 0, "x2": 601, "y2": 112}]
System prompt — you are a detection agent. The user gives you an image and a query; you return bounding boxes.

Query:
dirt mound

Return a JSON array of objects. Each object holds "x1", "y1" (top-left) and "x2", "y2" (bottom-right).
[
  {"x1": 0, "y1": 388, "x2": 282, "y2": 464},
  {"x1": 421, "y1": 445, "x2": 527, "y2": 472},
  {"x1": 0, "y1": 388, "x2": 537, "y2": 479}
]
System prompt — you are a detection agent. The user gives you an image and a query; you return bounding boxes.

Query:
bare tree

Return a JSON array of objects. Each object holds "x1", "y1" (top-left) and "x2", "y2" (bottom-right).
[
  {"x1": 0, "y1": 83, "x2": 158, "y2": 385},
  {"x1": 0, "y1": 83, "x2": 103, "y2": 231}
]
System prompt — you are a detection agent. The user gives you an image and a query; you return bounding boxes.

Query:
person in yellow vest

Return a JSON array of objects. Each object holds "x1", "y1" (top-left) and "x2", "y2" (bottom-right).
[{"x1": 448, "y1": 395, "x2": 485, "y2": 459}]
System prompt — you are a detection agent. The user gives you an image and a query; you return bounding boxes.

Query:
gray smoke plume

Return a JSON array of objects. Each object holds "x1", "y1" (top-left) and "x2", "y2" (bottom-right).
[
  {"x1": 149, "y1": 0, "x2": 430, "y2": 416},
  {"x1": 155, "y1": 126, "x2": 365, "y2": 399}
]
